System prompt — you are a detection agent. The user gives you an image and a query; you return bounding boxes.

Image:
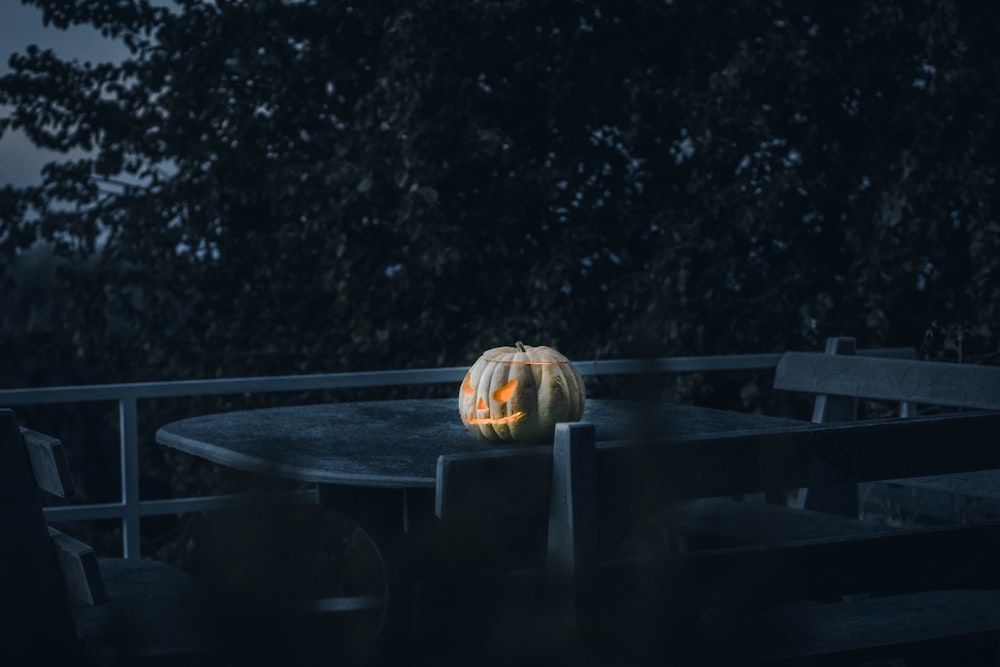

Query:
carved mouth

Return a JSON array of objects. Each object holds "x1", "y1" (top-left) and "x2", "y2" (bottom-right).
[{"x1": 464, "y1": 411, "x2": 526, "y2": 426}]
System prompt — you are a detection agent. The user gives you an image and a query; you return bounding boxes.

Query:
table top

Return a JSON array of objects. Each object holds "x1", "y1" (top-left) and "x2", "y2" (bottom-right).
[{"x1": 156, "y1": 398, "x2": 808, "y2": 489}]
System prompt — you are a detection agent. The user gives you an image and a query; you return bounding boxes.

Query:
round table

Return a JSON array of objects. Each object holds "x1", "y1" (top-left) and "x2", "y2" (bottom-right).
[
  {"x1": 156, "y1": 398, "x2": 796, "y2": 489},
  {"x1": 155, "y1": 398, "x2": 805, "y2": 659}
]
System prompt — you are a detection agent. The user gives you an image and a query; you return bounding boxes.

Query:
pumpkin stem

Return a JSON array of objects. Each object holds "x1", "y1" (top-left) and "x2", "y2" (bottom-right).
[{"x1": 515, "y1": 341, "x2": 526, "y2": 352}]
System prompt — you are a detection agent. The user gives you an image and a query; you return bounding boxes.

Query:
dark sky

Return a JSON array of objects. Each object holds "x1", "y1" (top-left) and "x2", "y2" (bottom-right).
[{"x1": 0, "y1": 2, "x2": 127, "y2": 187}]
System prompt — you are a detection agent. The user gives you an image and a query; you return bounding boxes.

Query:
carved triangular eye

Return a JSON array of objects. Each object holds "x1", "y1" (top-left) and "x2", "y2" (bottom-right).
[
  {"x1": 492, "y1": 379, "x2": 518, "y2": 403},
  {"x1": 462, "y1": 373, "x2": 474, "y2": 395}
]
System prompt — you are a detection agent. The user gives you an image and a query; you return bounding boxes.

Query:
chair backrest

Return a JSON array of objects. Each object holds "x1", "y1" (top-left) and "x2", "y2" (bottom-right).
[
  {"x1": 1, "y1": 408, "x2": 107, "y2": 605},
  {"x1": 1, "y1": 408, "x2": 87, "y2": 660},
  {"x1": 774, "y1": 342, "x2": 1000, "y2": 413},
  {"x1": 436, "y1": 423, "x2": 598, "y2": 635},
  {"x1": 772, "y1": 336, "x2": 1000, "y2": 512}
]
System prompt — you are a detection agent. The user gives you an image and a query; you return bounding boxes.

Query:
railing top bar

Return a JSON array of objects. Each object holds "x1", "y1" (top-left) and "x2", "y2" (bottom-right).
[
  {"x1": 0, "y1": 367, "x2": 467, "y2": 404},
  {"x1": 576, "y1": 353, "x2": 782, "y2": 374},
  {"x1": 0, "y1": 348, "x2": 914, "y2": 405}
]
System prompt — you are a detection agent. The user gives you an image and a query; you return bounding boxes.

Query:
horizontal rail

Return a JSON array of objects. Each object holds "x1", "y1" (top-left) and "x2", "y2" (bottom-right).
[
  {"x1": 0, "y1": 348, "x2": 914, "y2": 404},
  {"x1": 0, "y1": 368, "x2": 469, "y2": 404},
  {"x1": 42, "y1": 489, "x2": 320, "y2": 523}
]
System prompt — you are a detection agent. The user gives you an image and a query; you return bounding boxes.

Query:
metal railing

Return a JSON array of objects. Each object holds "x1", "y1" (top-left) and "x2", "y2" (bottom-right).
[{"x1": 0, "y1": 348, "x2": 913, "y2": 559}]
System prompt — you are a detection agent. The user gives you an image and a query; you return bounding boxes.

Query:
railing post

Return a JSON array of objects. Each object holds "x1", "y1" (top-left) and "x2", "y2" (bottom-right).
[{"x1": 119, "y1": 397, "x2": 142, "y2": 559}]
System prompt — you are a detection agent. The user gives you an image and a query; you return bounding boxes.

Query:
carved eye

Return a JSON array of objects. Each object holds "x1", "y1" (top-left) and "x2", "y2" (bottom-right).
[
  {"x1": 466, "y1": 378, "x2": 518, "y2": 410},
  {"x1": 461, "y1": 374, "x2": 525, "y2": 427},
  {"x1": 492, "y1": 379, "x2": 518, "y2": 403}
]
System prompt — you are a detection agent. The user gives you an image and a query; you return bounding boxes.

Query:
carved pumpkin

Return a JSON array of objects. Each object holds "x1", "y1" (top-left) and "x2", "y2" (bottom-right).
[{"x1": 459, "y1": 341, "x2": 586, "y2": 443}]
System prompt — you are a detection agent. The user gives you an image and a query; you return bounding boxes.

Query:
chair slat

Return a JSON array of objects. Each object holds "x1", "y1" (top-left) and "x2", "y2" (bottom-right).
[
  {"x1": 435, "y1": 445, "x2": 553, "y2": 521},
  {"x1": 775, "y1": 352, "x2": 1000, "y2": 410},
  {"x1": 547, "y1": 423, "x2": 598, "y2": 635},
  {"x1": 547, "y1": 423, "x2": 598, "y2": 580},
  {"x1": 21, "y1": 428, "x2": 75, "y2": 499},
  {"x1": 49, "y1": 527, "x2": 108, "y2": 606}
]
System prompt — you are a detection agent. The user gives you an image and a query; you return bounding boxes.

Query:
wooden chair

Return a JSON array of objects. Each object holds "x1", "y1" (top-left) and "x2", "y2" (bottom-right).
[
  {"x1": 427, "y1": 422, "x2": 597, "y2": 666},
  {"x1": 433, "y1": 411, "x2": 1000, "y2": 665},
  {"x1": 0, "y1": 408, "x2": 222, "y2": 666}
]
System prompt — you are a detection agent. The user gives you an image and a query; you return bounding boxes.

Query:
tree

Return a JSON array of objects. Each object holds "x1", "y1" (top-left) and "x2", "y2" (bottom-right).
[{"x1": 2, "y1": 0, "x2": 999, "y2": 393}]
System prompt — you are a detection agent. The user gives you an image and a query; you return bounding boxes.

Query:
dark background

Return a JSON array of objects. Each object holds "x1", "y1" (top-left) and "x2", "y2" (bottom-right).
[
  {"x1": 1, "y1": 0, "x2": 998, "y2": 603},
  {"x1": 4, "y1": 0, "x2": 999, "y2": 383}
]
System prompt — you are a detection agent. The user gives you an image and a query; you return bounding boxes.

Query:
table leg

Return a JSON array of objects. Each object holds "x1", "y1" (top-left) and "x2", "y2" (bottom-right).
[{"x1": 318, "y1": 485, "x2": 433, "y2": 664}]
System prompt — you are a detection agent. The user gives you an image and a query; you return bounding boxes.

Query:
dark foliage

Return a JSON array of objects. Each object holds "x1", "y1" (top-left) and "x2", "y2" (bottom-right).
[{"x1": 3, "y1": 0, "x2": 998, "y2": 390}]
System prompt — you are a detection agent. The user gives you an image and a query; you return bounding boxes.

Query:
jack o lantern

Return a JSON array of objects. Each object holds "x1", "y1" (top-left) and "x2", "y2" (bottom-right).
[{"x1": 459, "y1": 341, "x2": 586, "y2": 443}]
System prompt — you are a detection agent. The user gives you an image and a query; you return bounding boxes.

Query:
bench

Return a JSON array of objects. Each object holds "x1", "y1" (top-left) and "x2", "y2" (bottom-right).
[
  {"x1": 431, "y1": 410, "x2": 1000, "y2": 665},
  {"x1": 0, "y1": 408, "x2": 222, "y2": 665},
  {"x1": 662, "y1": 336, "x2": 1000, "y2": 550},
  {"x1": 773, "y1": 336, "x2": 1000, "y2": 523}
]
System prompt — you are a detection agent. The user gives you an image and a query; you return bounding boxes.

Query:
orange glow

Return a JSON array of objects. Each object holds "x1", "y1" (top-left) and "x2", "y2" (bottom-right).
[
  {"x1": 461, "y1": 373, "x2": 474, "y2": 395},
  {"x1": 465, "y1": 411, "x2": 526, "y2": 426},
  {"x1": 492, "y1": 379, "x2": 518, "y2": 402},
  {"x1": 477, "y1": 397, "x2": 488, "y2": 411}
]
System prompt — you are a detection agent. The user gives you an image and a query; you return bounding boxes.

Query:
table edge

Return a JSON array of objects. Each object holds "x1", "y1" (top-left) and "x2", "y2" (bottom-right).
[{"x1": 155, "y1": 427, "x2": 437, "y2": 489}]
